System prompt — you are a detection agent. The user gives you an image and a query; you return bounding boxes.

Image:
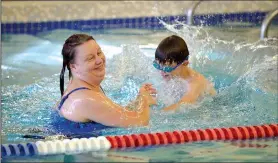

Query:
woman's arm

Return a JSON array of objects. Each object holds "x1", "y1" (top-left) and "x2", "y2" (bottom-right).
[{"x1": 74, "y1": 84, "x2": 156, "y2": 127}]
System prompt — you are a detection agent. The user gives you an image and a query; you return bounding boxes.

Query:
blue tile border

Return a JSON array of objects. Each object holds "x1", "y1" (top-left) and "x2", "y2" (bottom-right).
[{"x1": 1, "y1": 11, "x2": 278, "y2": 35}]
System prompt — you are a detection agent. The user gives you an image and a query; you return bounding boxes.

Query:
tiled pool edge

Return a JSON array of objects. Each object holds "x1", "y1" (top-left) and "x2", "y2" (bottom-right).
[{"x1": 2, "y1": 11, "x2": 278, "y2": 35}]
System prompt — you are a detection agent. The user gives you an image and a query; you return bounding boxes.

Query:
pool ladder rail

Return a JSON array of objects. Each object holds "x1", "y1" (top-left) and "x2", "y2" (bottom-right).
[
  {"x1": 260, "y1": 8, "x2": 278, "y2": 40},
  {"x1": 186, "y1": 2, "x2": 278, "y2": 40},
  {"x1": 187, "y1": 1, "x2": 203, "y2": 25}
]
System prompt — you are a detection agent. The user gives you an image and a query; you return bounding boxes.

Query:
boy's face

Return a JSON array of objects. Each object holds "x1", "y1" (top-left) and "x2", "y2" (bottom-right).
[{"x1": 153, "y1": 60, "x2": 189, "y2": 80}]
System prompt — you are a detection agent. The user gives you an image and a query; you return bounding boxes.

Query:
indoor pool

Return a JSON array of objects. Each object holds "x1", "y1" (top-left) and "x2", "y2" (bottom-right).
[{"x1": 1, "y1": 21, "x2": 278, "y2": 162}]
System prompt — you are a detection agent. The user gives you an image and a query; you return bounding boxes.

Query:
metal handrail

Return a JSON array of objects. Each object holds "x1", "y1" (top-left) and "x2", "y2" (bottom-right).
[
  {"x1": 187, "y1": 1, "x2": 203, "y2": 25},
  {"x1": 260, "y1": 9, "x2": 278, "y2": 39}
]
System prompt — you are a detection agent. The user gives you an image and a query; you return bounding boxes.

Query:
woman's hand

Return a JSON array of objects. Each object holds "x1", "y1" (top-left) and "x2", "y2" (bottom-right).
[{"x1": 139, "y1": 83, "x2": 157, "y2": 106}]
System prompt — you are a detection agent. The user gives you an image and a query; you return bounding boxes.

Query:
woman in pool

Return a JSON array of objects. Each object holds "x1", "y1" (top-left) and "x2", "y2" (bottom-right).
[
  {"x1": 50, "y1": 34, "x2": 157, "y2": 136},
  {"x1": 153, "y1": 35, "x2": 216, "y2": 111}
]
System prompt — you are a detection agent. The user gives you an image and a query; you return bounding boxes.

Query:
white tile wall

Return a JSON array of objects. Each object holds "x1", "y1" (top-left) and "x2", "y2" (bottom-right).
[{"x1": 2, "y1": 1, "x2": 278, "y2": 23}]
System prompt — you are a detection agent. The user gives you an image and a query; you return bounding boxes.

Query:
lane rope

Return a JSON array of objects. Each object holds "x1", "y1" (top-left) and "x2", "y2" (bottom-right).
[{"x1": 1, "y1": 123, "x2": 277, "y2": 157}]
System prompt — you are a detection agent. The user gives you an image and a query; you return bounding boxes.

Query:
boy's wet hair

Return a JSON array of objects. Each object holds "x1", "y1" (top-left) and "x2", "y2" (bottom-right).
[{"x1": 155, "y1": 35, "x2": 189, "y2": 65}]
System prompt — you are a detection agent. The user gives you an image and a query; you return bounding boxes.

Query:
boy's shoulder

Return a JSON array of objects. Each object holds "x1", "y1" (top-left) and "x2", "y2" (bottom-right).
[{"x1": 191, "y1": 69, "x2": 206, "y2": 81}]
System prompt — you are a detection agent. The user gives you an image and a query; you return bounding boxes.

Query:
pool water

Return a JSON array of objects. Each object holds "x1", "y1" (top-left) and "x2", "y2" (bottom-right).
[{"x1": 1, "y1": 22, "x2": 278, "y2": 162}]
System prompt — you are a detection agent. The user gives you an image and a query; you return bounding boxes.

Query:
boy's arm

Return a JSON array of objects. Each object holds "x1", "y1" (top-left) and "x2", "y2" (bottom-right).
[
  {"x1": 163, "y1": 80, "x2": 217, "y2": 111},
  {"x1": 163, "y1": 82, "x2": 200, "y2": 111},
  {"x1": 207, "y1": 81, "x2": 217, "y2": 96}
]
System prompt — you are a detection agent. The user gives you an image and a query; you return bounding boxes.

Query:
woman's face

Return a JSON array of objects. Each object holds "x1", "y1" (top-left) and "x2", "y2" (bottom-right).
[{"x1": 71, "y1": 40, "x2": 106, "y2": 84}]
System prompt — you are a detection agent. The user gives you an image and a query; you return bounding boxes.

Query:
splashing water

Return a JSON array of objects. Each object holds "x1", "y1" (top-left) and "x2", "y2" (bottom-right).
[{"x1": 1, "y1": 21, "x2": 278, "y2": 142}]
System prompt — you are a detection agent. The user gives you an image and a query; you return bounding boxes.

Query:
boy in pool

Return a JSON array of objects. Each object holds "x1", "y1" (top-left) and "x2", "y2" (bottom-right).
[{"x1": 153, "y1": 35, "x2": 216, "y2": 111}]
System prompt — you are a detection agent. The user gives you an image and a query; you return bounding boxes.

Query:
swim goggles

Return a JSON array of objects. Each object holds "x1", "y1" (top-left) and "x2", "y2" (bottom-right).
[{"x1": 153, "y1": 56, "x2": 188, "y2": 73}]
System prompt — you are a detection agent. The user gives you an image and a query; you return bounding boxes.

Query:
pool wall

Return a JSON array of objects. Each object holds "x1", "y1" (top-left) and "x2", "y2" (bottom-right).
[{"x1": 1, "y1": 1, "x2": 278, "y2": 35}]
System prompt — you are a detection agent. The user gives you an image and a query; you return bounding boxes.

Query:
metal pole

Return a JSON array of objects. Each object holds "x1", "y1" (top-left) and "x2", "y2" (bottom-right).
[
  {"x1": 187, "y1": 1, "x2": 203, "y2": 25},
  {"x1": 260, "y1": 9, "x2": 278, "y2": 39}
]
